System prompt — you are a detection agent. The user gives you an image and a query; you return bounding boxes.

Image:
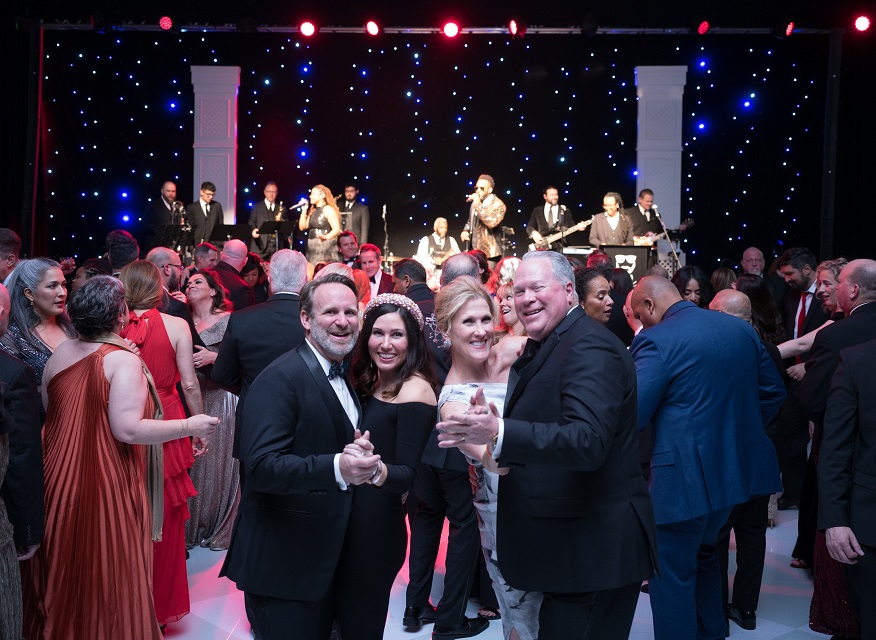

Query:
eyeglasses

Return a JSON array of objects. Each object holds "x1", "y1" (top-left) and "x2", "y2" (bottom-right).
[
  {"x1": 475, "y1": 186, "x2": 488, "y2": 191},
  {"x1": 167, "y1": 263, "x2": 184, "y2": 271}
]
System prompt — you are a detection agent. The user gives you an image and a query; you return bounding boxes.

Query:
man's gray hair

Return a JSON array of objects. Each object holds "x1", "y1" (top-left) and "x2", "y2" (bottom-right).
[
  {"x1": 269, "y1": 250, "x2": 308, "y2": 294},
  {"x1": 145, "y1": 246, "x2": 177, "y2": 269},
  {"x1": 521, "y1": 250, "x2": 574, "y2": 287},
  {"x1": 440, "y1": 252, "x2": 480, "y2": 287}
]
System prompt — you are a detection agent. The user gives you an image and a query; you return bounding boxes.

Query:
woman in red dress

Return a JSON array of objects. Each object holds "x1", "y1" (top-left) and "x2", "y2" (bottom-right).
[{"x1": 120, "y1": 260, "x2": 209, "y2": 628}]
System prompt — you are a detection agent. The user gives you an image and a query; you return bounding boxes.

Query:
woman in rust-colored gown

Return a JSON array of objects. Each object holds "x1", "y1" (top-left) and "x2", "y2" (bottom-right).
[
  {"x1": 120, "y1": 260, "x2": 207, "y2": 628},
  {"x1": 22, "y1": 276, "x2": 217, "y2": 638}
]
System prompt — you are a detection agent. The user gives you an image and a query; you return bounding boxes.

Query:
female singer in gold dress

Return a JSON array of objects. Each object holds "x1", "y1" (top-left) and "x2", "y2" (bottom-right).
[
  {"x1": 22, "y1": 275, "x2": 217, "y2": 639},
  {"x1": 298, "y1": 184, "x2": 341, "y2": 264}
]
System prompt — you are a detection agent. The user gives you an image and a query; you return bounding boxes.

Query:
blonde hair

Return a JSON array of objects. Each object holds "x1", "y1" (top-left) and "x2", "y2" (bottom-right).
[{"x1": 434, "y1": 275, "x2": 496, "y2": 337}]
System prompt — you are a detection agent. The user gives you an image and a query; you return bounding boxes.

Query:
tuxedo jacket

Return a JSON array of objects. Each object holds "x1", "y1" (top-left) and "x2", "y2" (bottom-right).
[
  {"x1": 632, "y1": 301, "x2": 785, "y2": 525},
  {"x1": 818, "y1": 337, "x2": 876, "y2": 548},
  {"x1": 212, "y1": 292, "x2": 305, "y2": 457},
  {"x1": 527, "y1": 204, "x2": 576, "y2": 250},
  {"x1": 799, "y1": 303, "x2": 876, "y2": 422},
  {"x1": 187, "y1": 200, "x2": 224, "y2": 245},
  {"x1": 496, "y1": 306, "x2": 657, "y2": 592},
  {"x1": 340, "y1": 201, "x2": 370, "y2": 246},
  {"x1": 366, "y1": 270, "x2": 394, "y2": 296},
  {"x1": 145, "y1": 198, "x2": 174, "y2": 247},
  {"x1": 219, "y1": 343, "x2": 361, "y2": 600},
  {"x1": 624, "y1": 206, "x2": 662, "y2": 236},
  {"x1": 213, "y1": 261, "x2": 256, "y2": 312},
  {"x1": 0, "y1": 350, "x2": 43, "y2": 548}
]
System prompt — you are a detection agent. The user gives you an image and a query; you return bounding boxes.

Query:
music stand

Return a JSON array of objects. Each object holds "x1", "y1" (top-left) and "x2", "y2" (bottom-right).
[
  {"x1": 209, "y1": 224, "x2": 251, "y2": 246},
  {"x1": 257, "y1": 221, "x2": 280, "y2": 236}
]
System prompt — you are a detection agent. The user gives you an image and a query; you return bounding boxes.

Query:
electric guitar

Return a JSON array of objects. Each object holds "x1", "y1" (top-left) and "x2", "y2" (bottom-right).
[
  {"x1": 529, "y1": 219, "x2": 593, "y2": 251},
  {"x1": 634, "y1": 218, "x2": 695, "y2": 246}
]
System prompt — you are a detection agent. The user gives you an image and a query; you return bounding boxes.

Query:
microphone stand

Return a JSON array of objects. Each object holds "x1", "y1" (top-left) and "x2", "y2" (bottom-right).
[
  {"x1": 464, "y1": 202, "x2": 475, "y2": 251},
  {"x1": 382, "y1": 205, "x2": 390, "y2": 272},
  {"x1": 653, "y1": 208, "x2": 681, "y2": 272}
]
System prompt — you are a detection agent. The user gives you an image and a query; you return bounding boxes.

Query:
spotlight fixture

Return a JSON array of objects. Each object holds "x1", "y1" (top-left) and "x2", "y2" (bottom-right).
[
  {"x1": 158, "y1": 15, "x2": 173, "y2": 31},
  {"x1": 691, "y1": 18, "x2": 711, "y2": 36},
  {"x1": 581, "y1": 15, "x2": 598, "y2": 38},
  {"x1": 772, "y1": 17, "x2": 794, "y2": 39},
  {"x1": 90, "y1": 12, "x2": 107, "y2": 33},
  {"x1": 443, "y1": 21, "x2": 460, "y2": 37},
  {"x1": 299, "y1": 21, "x2": 317, "y2": 37},
  {"x1": 854, "y1": 15, "x2": 870, "y2": 31},
  {"x1": 365, "y1": 20, "x2": 381, "y2": 36},
  {"x1": 508, "y1": 17, "x2": 527, "y2": 38}
]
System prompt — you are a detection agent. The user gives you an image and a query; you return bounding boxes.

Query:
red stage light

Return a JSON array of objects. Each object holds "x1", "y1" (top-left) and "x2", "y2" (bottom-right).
[
  {"x1": 508, "y1": 18, "x2": 526, "y2": 38},
  {"x1": 158, "y1": 16, "x2": 173, "y2": 31},
  {"x1": 697, "y1": 20, "x2": 710, "y2": 35},
  {"x1": 365, "y1": 20, "x2": 380, "y2": 36},
  {"x1": 784, "y1": 21, "x2": 795, "y2": 37},
  {"x1": 443, "y1": 22, "x2": 460, "y2": 38},
  {"x1": 855, "y1": 15, "x2": 871, "y2": 31},
  {"x1": 300, "y1": 21, "x2": 316, "y2": 37}
]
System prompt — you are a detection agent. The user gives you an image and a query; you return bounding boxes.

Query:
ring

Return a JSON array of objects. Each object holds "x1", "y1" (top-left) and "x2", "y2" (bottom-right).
[{"x1": 461, "y1": 435, "x2": 466, "y2": 442}]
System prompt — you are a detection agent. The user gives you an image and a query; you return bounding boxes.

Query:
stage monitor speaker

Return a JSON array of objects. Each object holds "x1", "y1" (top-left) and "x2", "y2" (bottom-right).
[{"x1": 600, "y1": 245, "x2": 655, "y2": 285}]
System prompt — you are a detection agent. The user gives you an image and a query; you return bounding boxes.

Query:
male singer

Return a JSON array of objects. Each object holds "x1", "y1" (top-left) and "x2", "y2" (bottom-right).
[
  {"x1": 460, "y1": 174, "x2": 506, "y2": 266},
  {"x1": 187, "y1": 181, "x2": 224, "y2": 246},
  {"x1": 625, "y1": 189, "x2": 662, "y2": 238},
  {"x1": 528, "y1": 185, "x2": 576, "y2": 251},
  {"x1": 340, "y1": 183, "x2": 370, "y2": 246}
]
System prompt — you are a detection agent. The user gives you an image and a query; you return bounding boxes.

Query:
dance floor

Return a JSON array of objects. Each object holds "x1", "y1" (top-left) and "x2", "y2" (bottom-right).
[{"x1": 165, "y1": 508, "x2": 830, "y2": 639}]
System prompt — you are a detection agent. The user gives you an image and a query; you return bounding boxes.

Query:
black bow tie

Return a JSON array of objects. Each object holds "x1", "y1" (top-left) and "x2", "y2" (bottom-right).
[
  {"x1": 370, "y1": 275, "x2": 377, "y2": 284},
  {"x1": 328, "y1": 361, "x2": 349, "y2": 380}
]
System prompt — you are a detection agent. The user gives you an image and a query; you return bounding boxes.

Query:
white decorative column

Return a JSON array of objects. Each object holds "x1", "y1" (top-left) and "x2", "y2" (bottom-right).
[
  {"x1": 190, "y1": 66, "x2": 240, "y2": 224},
  {"x1": 634, "y1": 65, "x2": 687, "y2": 229}
]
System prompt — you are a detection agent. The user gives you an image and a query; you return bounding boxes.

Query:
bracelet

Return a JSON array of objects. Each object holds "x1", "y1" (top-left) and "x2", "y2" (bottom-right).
[{"x1": 368, "y1": 460, "x2": 383, "y2": 484}]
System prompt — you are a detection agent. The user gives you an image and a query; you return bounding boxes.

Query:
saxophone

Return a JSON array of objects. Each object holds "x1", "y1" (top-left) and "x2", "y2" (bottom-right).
[{"x1": 275, "y1": 200, "x2": 285, "y2": 221}]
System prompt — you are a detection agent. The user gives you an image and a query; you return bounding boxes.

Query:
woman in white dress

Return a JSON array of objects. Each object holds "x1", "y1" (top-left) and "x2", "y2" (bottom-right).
[{"x1": 433, "y1": 276, "x2": 540, "y2": 640}]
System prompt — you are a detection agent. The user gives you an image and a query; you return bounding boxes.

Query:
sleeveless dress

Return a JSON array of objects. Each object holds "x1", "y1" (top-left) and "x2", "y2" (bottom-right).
[
  {"x1": 121, "y1": 308, "x2": 196, "y2": 625},
  {"x1": 335, "y1": 396, "x2": 434, "y2": 640},
  {"x1": 185, "y1": 314, "x2": 240, "y2": 551},
  {"x1": 306, "y1": 206, "x2": 337, "y2": 264},
  {"x1": 439, "y1": 382, "x2": 542, "y2": 640},
  {"x1": 21, "y1": 344, "x2": 162, "y2": 639}
]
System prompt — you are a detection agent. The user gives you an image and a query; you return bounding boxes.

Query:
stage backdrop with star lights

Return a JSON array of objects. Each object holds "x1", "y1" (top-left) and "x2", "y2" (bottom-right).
[{"x1": 36, "y1": 30, "x2": 831, "y2": 269}]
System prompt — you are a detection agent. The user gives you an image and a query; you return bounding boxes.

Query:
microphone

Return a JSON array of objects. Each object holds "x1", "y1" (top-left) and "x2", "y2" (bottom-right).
[
  {"x1": 465, "y1": 193, "x2": 476, "y2": 202},
  {"x1": 560, "y1": 205, "x2": 567, "y2": 213},
  {"x1": 292, "y1": 198, "x2": 308, "y2": 210},
  {"x1": 652, "y1": 204, "x2": 660, "y2": 217}
]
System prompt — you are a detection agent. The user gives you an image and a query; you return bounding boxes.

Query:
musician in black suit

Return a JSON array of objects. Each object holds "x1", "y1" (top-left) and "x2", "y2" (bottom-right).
[
  {"x1": 624, "y1": 188, "x2": 662, "y2": 237},
  {"x1": 213, "y1": 239, "x2": 256, "y2": 312},
  {"x1": 774, "y1": 247, "x2": 831, "y2": 508},
  {"x1": 212, "y1": 249, "x2": 308, "y2": 462},
  {"x1": 219, "y1": 274, "x2": 379, "y2": 638},
  {"x1": 819, "y1": 337, "x2": 876, "y2": 639},
  {"x1": 187, "y1": 181, "x2": 224, "y2": 246},
  {"x1": 437, "y1": 251, "x2": 656, "y2": 640},
  {"x1": 0, "y1": 283, "x2": 43, "y2": 568},
  {"x1": 144, "y1": 180, "x2": 178, "y2": 249},
  {"x1": 527, "y1": 186, "x2": 576, "y2": 252},
  {"x1": 248, "y1": 181, "x2": 287, "y2": 259},
  {"x1": 339, "y1": 183, "x2": 370, "y2": 246}
]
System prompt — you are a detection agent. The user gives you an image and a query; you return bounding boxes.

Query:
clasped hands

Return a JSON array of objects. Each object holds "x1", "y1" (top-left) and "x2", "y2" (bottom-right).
[
  {"x1": 339, "y1": 429, "x2": 383, "y2": 486},
  {"x1": 436, "y1": 386, "x2": 500, "y2": 449}
]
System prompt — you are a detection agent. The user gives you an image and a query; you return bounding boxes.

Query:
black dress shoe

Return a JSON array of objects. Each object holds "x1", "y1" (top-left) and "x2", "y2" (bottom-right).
[
  {"x1": 432, "y1": 616, "x2": 489, "y2": 639},
  {"x1": 727, "y1": 606, "x2": 756, "y2": 630},
  {"x1": 403, "y1": 604, "x2": 438, "y2": 627},
  {"x1": 640, "y1": 581, "x2": 649, "y2": 594}
]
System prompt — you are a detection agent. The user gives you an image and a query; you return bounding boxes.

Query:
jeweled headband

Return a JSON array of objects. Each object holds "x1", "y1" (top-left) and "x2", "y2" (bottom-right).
[{"x1": 363, "y1": 293, "x2": 425, "y2": 330}]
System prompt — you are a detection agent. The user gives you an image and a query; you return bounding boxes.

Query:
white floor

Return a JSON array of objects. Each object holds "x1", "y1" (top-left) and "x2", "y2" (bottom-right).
[{"x1": 164, "y1": 509, "x2": 829, "y2": 640}]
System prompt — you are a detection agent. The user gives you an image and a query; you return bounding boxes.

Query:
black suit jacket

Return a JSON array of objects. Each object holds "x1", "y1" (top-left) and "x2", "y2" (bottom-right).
[
  {"x1": 340, "y1": 200, "x2": 370, "y2": 246},
  {"x1": 527, "y1": 204, "x2": 576, "y2": 250},
  {"x1": 219, "y1": 342, "x2": 361, "y2": 600},
  {"x1": 605, "y1": 288, "x2": 634, "y2": 347},
  {"x1": 624, "y1": 206, "x2": 662, "y2": 236},
  {"x1": 819, "y1": 337, "x2": 876, "y2": 550},
  {"x1": 0, "y1": 350, "x2": 43, "y2": 548},
  {"x1": 799, "y1": 303, "x2": 876, "y2": 422},
  {"x1": 212, "y1": 292, "x2": 305, "y2": 457},
  {"x1": 497, "y1": 306, "x2": 657, "y2": 592},
  {"x1": 145, "y1": 198, "x2": 174, "y2": 247},
  {"x1": 214, "y1": 261, "x2": 256, "y2": 312},
  {"x1": 248, "y1": 201, "x2": 289, "y2": 258},
  {"x1": 784, "y1": 288, "x2": 830, "y2": 351},
  {"x1": 187, "y1": 200, "x2": 224, "y2": 245}
]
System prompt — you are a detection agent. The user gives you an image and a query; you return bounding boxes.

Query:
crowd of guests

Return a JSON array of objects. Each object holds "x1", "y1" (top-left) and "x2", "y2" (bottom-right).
[{"x1": 0, "y1": 221, "x2": 874, "y2": 640}]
